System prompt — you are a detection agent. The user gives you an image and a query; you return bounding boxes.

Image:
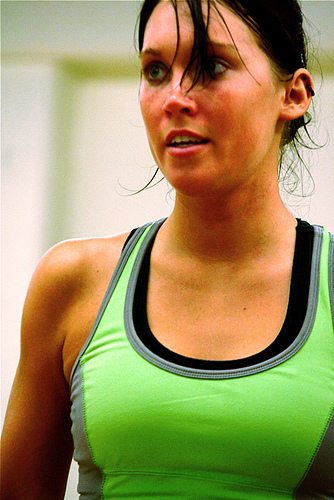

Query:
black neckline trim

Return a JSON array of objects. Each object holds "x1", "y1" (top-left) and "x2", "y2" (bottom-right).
[{"x1": 132, "y1": 220, "x2": 314, "y2": 370}]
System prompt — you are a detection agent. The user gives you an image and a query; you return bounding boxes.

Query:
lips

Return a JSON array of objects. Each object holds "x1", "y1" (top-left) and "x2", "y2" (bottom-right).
[{"x1": 166, "y1": 130, "x2": 209, "y2": 148}]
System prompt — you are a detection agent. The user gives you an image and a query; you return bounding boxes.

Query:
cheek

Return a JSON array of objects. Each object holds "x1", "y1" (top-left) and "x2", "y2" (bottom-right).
[
  {"x1": 140, "y1": 91, "x2": 158, "y2": 137},
  {"x1": 214, "y1": 86, "x2": 279, "y2": 135},
  {"x1": 205, "y1": 89, "x2": 250, "y2": 136},
  {"x1": 139, "y1": 82, "x2": 160, "y2": 115},
  {"x1": 139, "y1": 91, "x2": 149, "y2": 126},
  {"x1": 139, "y1": 83, "x2": 150, "y2": 116},
  {"x1": 140, "y1": 89, "x2": 166, "y2": 152},
  {"x1": 139, "y1": 91, "x2": 161, "y2": 162}
]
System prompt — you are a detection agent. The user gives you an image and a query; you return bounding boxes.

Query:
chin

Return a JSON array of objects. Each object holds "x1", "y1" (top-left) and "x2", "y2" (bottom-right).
[{"x1": 167, "y1": 176, "x2": 227, "y2": 200}]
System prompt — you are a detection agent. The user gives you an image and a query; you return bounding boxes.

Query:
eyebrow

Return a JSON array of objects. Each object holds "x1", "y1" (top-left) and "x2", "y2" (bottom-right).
[
  {"x1": 208, "y1": 41, "x2": 238, "y2": 54},
  {"x1": 140, "y1": 42, "x2": 238, "y2": 58},
  {"x1": 139, "y1": 48, "x2": 163, "y2": 58}
]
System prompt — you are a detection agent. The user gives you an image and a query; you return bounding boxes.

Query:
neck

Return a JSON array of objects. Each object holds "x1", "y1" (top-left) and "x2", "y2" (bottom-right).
[{"x1": 160, "y1": 182, "x2": 297, "y2": 264}]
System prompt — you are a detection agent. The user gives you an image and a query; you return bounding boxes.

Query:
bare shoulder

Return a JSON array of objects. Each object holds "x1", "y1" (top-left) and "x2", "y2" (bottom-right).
[
  {"x1": 14, "y1": 228, "x2": 131, "y2": 390},
  {"x1": 24, "y1": 231, "x2": 132, "y2": 377},
  {"x1": 26, "y1": 231, "x2": 131, "y2": 312},
  {"x1": 32, "y1": 230, "x2": 131, "y2": 290},
  {"x1": 21, "y1": 232, "x2": 129, "y2": 330}
]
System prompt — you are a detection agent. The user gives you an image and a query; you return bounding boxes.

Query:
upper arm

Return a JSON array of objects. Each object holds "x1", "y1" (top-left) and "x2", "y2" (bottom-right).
[{"x1": 1, "y1": 242, "x2": 84, "y2": 500}]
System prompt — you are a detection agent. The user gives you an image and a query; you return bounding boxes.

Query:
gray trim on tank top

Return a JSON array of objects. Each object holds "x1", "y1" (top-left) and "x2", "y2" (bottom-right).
[
  {"x1": 124, "y1": 223, "x2": 325, "y2": 380},
  {"x1": 71, "y1": 362, "x2": 104, "y2": 499},
  {"x1": 329, "y1": 232, "x2": 334, "y2": 327}
]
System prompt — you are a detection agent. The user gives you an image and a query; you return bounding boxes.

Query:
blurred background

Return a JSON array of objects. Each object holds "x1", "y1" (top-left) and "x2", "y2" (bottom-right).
[{"x1": 1, "y1": 1, "x2": 334, "y2": 497}]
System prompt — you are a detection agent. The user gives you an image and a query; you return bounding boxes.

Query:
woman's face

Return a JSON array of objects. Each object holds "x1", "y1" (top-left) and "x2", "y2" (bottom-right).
[{"x1": 139, "y1": 0, "x2": 286, "y2": 199}]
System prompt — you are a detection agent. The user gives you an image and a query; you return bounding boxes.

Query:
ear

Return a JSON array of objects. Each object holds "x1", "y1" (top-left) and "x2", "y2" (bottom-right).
[{"x1": 279, "y1": 69, "x2": 314, "y2": 121}]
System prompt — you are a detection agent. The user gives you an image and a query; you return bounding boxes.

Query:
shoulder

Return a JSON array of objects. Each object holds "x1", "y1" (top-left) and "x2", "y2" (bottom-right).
[
  {"x1": 38, "y1": 231, "x2": 130, "y2": 279},
  {"x1": 29, "y1": 231, "x2": 131, "y2": 301},
  {"x1": 21, "y1": 231, "x2": 131, "y2": 359},
  {"x1": 16, "y1": 230, "x2": 133, "y2": 382}
]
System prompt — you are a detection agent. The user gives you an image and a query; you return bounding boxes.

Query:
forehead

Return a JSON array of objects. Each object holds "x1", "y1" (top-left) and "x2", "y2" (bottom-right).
[{"x1": 141, "y1": 0, "x2": 258, "y2": 54}]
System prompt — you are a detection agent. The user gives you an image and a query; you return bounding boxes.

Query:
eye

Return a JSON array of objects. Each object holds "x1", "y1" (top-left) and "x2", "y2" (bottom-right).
[
  {"x1": 206, "y1": 59, "x2": 227, "y2": 78},
  {"x1": 142, "y1": 63, "x2": 168, "y2": 83}
]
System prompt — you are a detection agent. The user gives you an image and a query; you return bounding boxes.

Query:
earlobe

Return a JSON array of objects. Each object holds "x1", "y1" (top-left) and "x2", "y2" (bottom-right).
[{"x1": 280, "y1": 69, "x2": 314, "y2": 121}]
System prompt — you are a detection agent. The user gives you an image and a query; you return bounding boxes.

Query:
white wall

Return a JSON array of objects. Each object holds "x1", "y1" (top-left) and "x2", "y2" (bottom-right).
[
  {"x1": 2, "y1": 63, "x2": 56, "y2": 415},
  {"x1": 1, "y1": 2, "x2": 333, "y2": 498}
]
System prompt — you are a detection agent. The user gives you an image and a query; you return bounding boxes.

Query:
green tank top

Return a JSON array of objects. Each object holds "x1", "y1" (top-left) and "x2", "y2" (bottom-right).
[{"x1": 70, "y1": 220, "x2": 334, "y2": 499}]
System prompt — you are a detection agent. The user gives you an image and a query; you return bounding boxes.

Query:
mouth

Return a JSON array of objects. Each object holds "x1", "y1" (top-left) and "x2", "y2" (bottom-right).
[
  {"x1": 166, "y1": 131, "x2": 210, "y2": 151},
  {"x1": 168, "y1": 135, "x2": 210, "y2": 148}
]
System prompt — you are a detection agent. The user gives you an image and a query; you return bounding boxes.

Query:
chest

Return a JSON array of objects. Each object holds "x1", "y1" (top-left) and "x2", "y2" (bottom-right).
[
  {"x1": 146, "y1": 262, "x2": 292, "y2": 361},
  {"x1": 71, "y1": 292, "x2": 334, "y2": 497}
]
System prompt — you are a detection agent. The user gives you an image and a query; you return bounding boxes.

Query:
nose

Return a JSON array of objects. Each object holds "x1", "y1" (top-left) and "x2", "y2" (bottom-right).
[{"x1": 162, "y1": 78, "x2": 197, "y2": 116}]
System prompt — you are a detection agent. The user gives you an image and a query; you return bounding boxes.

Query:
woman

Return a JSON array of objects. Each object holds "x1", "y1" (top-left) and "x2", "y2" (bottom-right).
[{"x1": 2, "y1": 0, "x2": 333, "y2": 498}]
